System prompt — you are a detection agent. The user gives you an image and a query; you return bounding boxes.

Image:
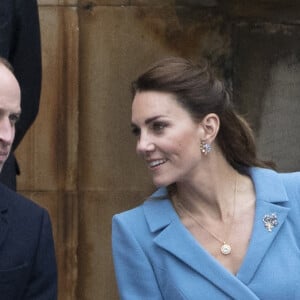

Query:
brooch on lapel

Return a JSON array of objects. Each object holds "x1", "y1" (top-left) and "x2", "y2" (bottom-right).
[{"x1": 263, "y1": 213, "x2": 278, "y2": 232}]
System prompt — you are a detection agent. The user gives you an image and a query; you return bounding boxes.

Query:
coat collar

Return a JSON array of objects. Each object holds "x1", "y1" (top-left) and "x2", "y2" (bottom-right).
[
  {"x1": 237, "y1": 167, "x2": 290, "y2": 283},
  {"x1": 143, "y1": 167, "x2": 290, "y2": 299},
  {"x1": 247, "y1": 167, "x2": 289, "y2": 203}
]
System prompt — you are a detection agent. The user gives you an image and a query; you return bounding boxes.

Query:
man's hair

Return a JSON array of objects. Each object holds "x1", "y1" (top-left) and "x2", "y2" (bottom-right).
[{"x1": 0, "y1": 57, "x2": 14, "y2": 72}]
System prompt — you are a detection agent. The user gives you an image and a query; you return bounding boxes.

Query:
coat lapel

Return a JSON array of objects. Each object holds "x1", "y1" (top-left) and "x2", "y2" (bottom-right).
[
  {"x1": 237, "y1": 167, "x2": 290, "y2": 284},
  {"x1": 143, "y1": 167, "x2": 290, "y2": 299},
  {"x1": 143, "y1": 188, "x2": 260, "y2": 299},
  {"x1": 154, "y1": 217, "x2": 260, "y2": 299}
]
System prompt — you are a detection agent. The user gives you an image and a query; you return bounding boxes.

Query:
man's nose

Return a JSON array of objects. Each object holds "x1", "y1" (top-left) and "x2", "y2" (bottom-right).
[{"x1": 0, "y1": 118, "x2": 14, "y2": 145}]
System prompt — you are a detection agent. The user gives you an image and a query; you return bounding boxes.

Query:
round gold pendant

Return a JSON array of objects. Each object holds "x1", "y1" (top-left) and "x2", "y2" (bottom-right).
[{"x1": 221, "y1": 243, "x2": 231, "y2": 255}]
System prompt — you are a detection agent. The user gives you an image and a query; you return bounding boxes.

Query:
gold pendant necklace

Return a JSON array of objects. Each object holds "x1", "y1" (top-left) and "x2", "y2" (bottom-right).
[{"x1": 175, "y1": 175, "x2": 237, "y2": 256}]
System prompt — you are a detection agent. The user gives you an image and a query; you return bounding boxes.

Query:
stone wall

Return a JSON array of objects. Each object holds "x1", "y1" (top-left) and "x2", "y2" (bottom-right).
[{"x1": 15, "y1": 1, "x2": 300, "y2": 299}]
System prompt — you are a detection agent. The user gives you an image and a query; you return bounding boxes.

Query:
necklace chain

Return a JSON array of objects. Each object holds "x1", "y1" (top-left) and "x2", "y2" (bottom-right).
[{"x1": 175, "y1": 175, "x2": 237, "y2": 256}]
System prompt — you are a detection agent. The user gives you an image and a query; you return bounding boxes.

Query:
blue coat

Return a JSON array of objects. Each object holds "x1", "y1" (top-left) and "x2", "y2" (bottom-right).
[
  {"x1": 0, "y1": 183, "x2": 57, "y2": 299},
  {"x1": 112, "y1": 167, "x2": 300, "y2": 299}
]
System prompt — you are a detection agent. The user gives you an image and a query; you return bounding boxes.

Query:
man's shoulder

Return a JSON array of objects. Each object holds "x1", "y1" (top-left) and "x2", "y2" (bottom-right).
[{"x1": 0, "y1": 183, "x2": 45, "y2": 216}]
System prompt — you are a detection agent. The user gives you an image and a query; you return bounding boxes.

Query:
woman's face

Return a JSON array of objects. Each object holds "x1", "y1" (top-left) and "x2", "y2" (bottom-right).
[{"x1": 131, "y1": 91, "x2": 203, "y2": 187}]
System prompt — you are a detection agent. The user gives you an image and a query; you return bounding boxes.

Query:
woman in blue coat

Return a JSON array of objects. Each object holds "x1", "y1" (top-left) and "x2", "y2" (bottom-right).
[{"x1": 112, "y1": 57, "x2": 300, "y2": 299}]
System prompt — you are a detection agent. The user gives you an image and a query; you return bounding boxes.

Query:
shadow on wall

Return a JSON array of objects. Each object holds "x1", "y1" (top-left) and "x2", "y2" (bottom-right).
[{"x1": 257, "y1": 55, "x2": 300, "y2": 171}]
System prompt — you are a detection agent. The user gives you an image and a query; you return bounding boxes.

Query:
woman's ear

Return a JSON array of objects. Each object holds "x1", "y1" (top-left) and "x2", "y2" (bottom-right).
[{"x1": 199, "y1": 113, "x2": 220, "y2": 142}]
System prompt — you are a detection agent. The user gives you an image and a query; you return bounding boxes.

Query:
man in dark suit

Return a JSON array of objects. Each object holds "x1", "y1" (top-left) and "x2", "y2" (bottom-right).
[
  {"x1": 0, "y1": 0, "x2": 41, "y2": 190},
  {"x1": 0, "y1": 58, "x2": 57, "y2": 299}
]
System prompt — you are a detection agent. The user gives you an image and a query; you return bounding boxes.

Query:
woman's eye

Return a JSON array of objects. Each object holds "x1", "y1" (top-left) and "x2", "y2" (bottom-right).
[
  {"x1": 131, "y1": 126, "x2": 140, "y2": 137},
  {"x1": 152, "y1": 122, "x2": 166, "y2": 132}
]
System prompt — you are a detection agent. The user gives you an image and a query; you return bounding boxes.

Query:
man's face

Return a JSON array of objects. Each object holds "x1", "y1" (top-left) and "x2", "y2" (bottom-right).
[{"x1": 0, "y1": 64, "x2": 21, "y2": 172}]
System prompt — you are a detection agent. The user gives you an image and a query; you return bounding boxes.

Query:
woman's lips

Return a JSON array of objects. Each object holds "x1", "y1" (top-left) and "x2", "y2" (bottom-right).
[{"x1": 147, "y1": 159, "x2": 167, "y2": 169}]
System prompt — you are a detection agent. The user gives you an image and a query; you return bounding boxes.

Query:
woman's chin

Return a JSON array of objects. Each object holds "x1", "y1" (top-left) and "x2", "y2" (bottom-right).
[{"x1": 152, "y1": 177, "x2": 174, "y2": 188}]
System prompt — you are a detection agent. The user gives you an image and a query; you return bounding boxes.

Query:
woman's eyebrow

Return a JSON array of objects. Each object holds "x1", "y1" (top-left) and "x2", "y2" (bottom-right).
[
  {"x1": 131, "y1": 115, "x2": 166, "y2": 128},
  {"x1": 145, "y1": 115, "x2": 164, "y2": 125}
]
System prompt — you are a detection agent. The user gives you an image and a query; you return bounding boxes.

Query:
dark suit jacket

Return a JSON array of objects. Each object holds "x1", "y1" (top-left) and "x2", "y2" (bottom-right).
[
  {"x1": 0, "y1": 0, "x2": 41, "y2": 189},
  {"x1": 0, "y1": 183, "x2": 57, "y2": 299}
]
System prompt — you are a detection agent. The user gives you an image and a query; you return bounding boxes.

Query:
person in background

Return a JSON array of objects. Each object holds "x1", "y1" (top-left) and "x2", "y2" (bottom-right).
[
  {"x1": 0, "y1": 0, "x2": 41, "y2": 190},
  {"x1": 0, "y1": 57, "x2": 57, "y2": 299},
  {"x1": 112, "y1": 57, "x2": 300, "y2": 299}
]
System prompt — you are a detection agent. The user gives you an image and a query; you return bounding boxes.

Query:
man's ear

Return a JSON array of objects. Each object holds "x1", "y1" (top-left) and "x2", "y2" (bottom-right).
[{"x1": 198, "y1": 113, "x2": 220, "y2": 142}]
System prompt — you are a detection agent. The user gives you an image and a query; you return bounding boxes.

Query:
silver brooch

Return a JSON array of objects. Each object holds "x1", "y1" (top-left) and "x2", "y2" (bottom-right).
[{"x1": 263, "y1": 213, "x2": 278, "y2": 232}]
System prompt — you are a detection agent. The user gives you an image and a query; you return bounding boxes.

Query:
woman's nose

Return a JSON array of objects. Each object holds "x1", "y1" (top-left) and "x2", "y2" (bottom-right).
[{"x1": 136, "y1": 133, "x2": 155, "y2": 155}]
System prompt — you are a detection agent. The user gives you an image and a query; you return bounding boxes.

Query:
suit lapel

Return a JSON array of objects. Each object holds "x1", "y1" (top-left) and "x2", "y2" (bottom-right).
[{"x1": 0, "y1": 184, "x2": 11, "y2": 247}]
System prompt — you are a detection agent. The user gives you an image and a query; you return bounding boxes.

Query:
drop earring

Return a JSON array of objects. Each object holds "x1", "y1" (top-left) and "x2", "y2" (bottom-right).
[{"x1": 200, "y1": 141, "x2": 212, "y2": 155}]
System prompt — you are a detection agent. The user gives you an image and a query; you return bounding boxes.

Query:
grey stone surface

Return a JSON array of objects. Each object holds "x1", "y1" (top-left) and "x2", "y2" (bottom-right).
[{"x1": 233, "y1": 23, "x2": 300, "y2": 171}]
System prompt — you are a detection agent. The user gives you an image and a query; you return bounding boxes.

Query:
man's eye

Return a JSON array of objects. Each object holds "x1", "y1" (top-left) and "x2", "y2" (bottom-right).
[{"x1": 9, "y1": 114, "x2": 20, "y2": 125}]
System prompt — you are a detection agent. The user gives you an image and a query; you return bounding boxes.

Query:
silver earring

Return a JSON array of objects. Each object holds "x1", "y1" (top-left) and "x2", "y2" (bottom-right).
[{"x1": 200, "y1": 141, "x2": 212, "y2": 155}]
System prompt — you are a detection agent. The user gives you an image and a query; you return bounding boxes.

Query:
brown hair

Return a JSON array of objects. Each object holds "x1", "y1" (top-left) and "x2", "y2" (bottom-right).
[{"x1": 132, "y1": 57, "x2": 274, "y2": 170}]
